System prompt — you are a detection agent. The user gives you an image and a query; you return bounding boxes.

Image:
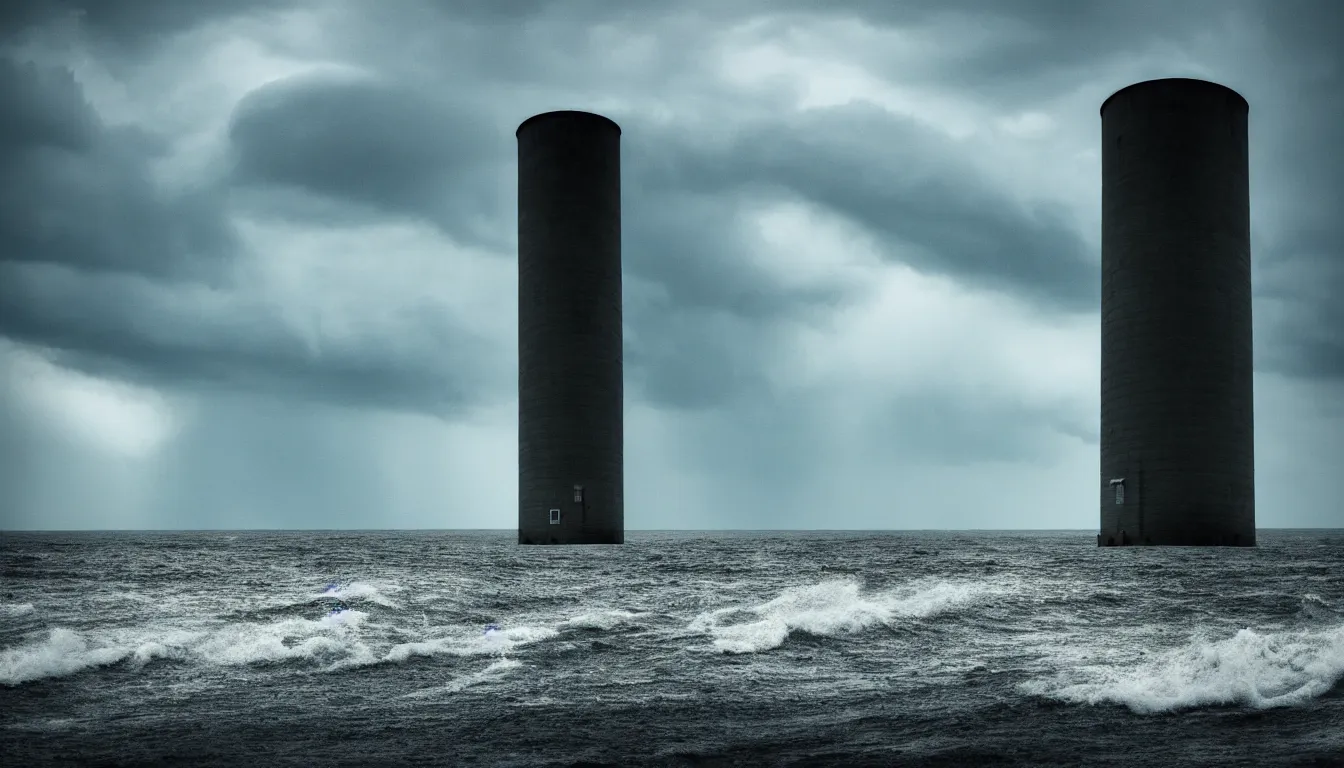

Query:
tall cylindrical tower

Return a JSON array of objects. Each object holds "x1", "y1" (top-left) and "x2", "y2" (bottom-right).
[
  {"x1": 1099, "y1": 78, "x2": 1254, "y2": 547},
  {"x1": 517, "y1": 111, "x2": 624, "y2": 545}
]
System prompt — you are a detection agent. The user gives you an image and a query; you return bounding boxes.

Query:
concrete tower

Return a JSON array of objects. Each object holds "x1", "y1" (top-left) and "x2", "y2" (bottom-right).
[
  {"x1": 516, "y1": 111, "x2": 624, "y2": 545},
  {"x1": 1099, "y1": 78, "x2": 1254, "y2": 547}
]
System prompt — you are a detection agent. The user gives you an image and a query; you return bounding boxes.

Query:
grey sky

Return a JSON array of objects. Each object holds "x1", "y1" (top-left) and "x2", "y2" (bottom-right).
[{"x1": 1, "y1": 0, "x2": 1340, "y2": 530}]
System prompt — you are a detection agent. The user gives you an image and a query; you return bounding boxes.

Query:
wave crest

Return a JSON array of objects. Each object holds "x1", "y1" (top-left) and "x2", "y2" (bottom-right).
[
  {"x1": 0, "y1": 611, "x2": 373, "y2": 686},
  {"x1": 689, "y1": 578, "x2": 996, "y2": 654},
  {"x1": 316, "y1": 581, "x2": 402, "y2": 608},
  {"x1": 1020, "y1": 623, "x2": 1344, "y2": 713},
  {"x1": 0, "y1": 628, "x2": 129, "y2": 685},
  {"x1": 382, "y1": 625, "x2": 557, "y2": 665}
]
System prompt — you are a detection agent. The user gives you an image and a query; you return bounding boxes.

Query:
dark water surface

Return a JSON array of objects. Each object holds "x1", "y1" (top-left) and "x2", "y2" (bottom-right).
[{"x1": 2, "y1": 529, "x2": 1342, "y2": 767}]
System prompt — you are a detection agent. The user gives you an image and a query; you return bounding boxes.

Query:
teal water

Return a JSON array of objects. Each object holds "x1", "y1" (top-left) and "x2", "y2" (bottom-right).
[{"x1": 2, "y1": 529, "x2": 1342, "y2": 766}]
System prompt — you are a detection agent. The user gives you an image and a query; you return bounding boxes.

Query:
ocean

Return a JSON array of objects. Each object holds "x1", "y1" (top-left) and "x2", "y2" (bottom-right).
[{"x1": 1, "y1": 529, "x2": 1341, "y2": 767}]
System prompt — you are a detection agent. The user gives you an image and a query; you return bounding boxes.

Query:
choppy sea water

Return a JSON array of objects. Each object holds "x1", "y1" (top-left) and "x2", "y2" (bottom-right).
[{"x1": 1, "y1": 530, "x2": 1342, "y2": 767}]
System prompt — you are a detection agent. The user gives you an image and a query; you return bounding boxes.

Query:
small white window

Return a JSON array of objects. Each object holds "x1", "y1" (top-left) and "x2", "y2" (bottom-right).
[
  {"x1": 548, "y1": 508, "x2": 561, "y2": 525},
  {"x1": 572, "y1": 485, "x2": 583, "y2": 503},
  {"x1": 1109, "y1": 478, "x2": 1125, "y2": 505}
]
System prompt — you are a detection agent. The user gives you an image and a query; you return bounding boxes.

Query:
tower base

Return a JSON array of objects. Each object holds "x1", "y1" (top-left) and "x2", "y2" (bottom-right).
[
  {"x1": 518, "y1": 530, "x2": 623, "y2": 545},
  {"x1": 1097, "y1": 531, "x2": 1255, "y2": 547}
]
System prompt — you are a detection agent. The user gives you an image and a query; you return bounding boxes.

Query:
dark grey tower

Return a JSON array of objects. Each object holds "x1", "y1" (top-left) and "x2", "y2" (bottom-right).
[
  {"x1": 517, "y1": 111, "x2": 624, "y2": 545},
  {"x1": 1099, "y1": 78, "x2": 1254, "y2": 547}
]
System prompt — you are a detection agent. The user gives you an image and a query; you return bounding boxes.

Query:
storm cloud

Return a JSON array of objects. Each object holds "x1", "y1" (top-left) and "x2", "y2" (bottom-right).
[
  {"x1": 1, "y1": 0, "x2": 1340, "y2": 530},
  {"x1": 0, "y1": 58, "x2": 234, "y2": 280},
  {"x1": 0, "y1": 53, "x2": 503, "y2": 418},
  {"x1": 227, "y1": 73, "x2": 511, "y2": 248}
]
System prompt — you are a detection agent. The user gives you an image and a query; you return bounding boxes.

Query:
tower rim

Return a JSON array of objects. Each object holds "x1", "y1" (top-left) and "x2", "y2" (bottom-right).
[
  {"x1": 516, "y1": 110, "x2": 622, "y2": 138},
  {"x1": 1100, "y1": 78, "x2": 1248, "y2": 118}
]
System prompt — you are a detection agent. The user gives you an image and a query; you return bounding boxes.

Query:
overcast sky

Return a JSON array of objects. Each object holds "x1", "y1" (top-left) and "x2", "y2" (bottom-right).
[{"x1": 1, "y1": 0, "x2": 1340, "y2": 531}]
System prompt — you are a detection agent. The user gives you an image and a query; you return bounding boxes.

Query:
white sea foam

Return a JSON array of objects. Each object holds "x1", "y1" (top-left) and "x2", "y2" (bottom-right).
[
  {"x1": 484, "y1": 657, "x2": 522, "y2": 673},
  {"x1": 443, "y1": 657, "x2": 523, "y2": 692},
  {"x1": 0, "y1": 603, "x2": 36, "y2": 619},
  {"x1": 403, "y1": 657, "x2": 524, "y2": 698},
  {"x1": 127, "y1": 639, "x2": 191, "y2": 668},
  {"x1": 563, "y1": 610, "x2": 646, "y2": 631},
  {"x1": 383, "y1": 625, "x2": 557, "y2": 664},
  {"x1": 888, "y1": 580, "x2": 993, "y2": 619},
  {"x1": 0, "y1": 610, "x2": 375, "y2": 685},
  {"x1": 0, "y1": 628, "x2": 130, "y2": 685},
  {"x1": 320, "y1": 610, "x2": 367, "y2": 628},
  {"x1": 689, "y1": 578, "x2": 996, "y2": 654},
  {"x1": 8, "y1": 717, "x2": 79, "y2": 733},
  {"x1": 317, "y1": 581, "x2": 402, "y2": 608},
  {"x1": 1020, "y1": 623, "x2": 1344, "y2": 713},
  {"x1": 0, "y1": 584, "x2": 579, "y2": 685},
  {"x1": 194, "y1": 612, "x2": 371, "y2": 666}
]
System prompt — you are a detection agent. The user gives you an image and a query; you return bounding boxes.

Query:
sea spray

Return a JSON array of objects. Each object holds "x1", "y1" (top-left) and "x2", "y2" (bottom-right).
[
  {"x1": 1020, "y1": 623, "x2": 1344, "y2": 713},
  {"x1": 688, "y1": 578, "x2": 1003, "y2": 654}
]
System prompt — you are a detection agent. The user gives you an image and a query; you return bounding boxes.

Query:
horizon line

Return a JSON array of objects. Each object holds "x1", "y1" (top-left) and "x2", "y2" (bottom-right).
[{"x1": 2, "y1": 527, "x2": 1338, "y2": 534}]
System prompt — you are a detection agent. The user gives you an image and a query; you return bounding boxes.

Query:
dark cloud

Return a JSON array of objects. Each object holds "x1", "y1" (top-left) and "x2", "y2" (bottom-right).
[
  {"x1": 254, "y1": 0, "x2": 1104, "y2": 421},
  {"x1": 0, "y1": 0, "x2": 1339, "y2": 531},
  {"x1": 0, "y1": 0, "x2": 66, "y2": 42},
  {"x1": 846, "y1": 0, "x2": 1344, "y2": 380},
  {"x1": 229, "y1": 76, "x2": 454, "y2": 202},
  {"x1": 1243, "y1": 2, "x2": 1344, "y2": 380},
  {"x1": 371, "y1": 0, "x2": 1238, "y2": 106},
  {"x1": 227, "y1": 74, "x2": 509, "y2": 247},
  {"x1": 0, "y1": 58, "x2": 234, "y2": 281},
  {"x1": 622, "y1": 189, "x2": 851, "y2": 320},
  {"x1": 619, "y1": 133, "x2": 859, "y2": 410},
  {"x1": 0, "y1": 58, "x2": 96, "y2": 150},
  {"x1": 1, "y1": 0, "x2": 290, "y2": 48},
  {"x1": 616, "y1": 104, "x2": 1093, "y2": 410},
  {"x1": 799, "y1": 0, "x2": 1245, "y2": 99},
  {"x1": 619, "y1": 189, "x2": 853, "y2": 410},
  {"x1": 747, "y1": 109, "x2": 1094, "y2": 311},
  {"x1": 742, "y1": 0, "x2": 1342, "y2": 379},
  {"x1": 629, "y1": 106, "x2": 1096, "y2": 312},
  {"x1": 0, "y1": 262, "x2": 501, "y2": 417},
  {"x1": 0, "y1": 58, "x2": 502, "y2": 417}
]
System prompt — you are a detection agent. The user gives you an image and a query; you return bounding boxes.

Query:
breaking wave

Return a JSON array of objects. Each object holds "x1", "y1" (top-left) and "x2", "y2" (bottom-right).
[
  {"x1": 316, "y1": 581, "x2": 402, "y2": 608},
  {"x1": 380, "y1": 625, "x2": 557, "y2": 665},
  {"x1": 0, "y1": 610, "x2": 572, "y2": 685},
  {"x1": 0, "y1": 611, "x2": 372, "y2": 686},
  {"x1": 688, "y1": 578, "x2": 999, "y2": 654},
  {"x1": 0, "y1": 628, "x2": 131, "y2": 686},
  {"x1": 1020, "y1": 622, "x2": 1344, "y2": 713}
]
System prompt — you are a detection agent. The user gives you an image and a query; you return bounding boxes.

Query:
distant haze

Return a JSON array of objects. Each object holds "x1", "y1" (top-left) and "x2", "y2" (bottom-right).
[{"x1": 1, "y1": 0, "x2": 1341, "y2": 531}]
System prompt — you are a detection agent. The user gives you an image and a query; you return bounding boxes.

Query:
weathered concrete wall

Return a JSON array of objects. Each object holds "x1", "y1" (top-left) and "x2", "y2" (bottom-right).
[
  {"x1": 1099, "y1": 78, "x2": 1255, "y2": 546},
  {"x1": 517, "y1": 111, "x2": 624, "y2": 545}
]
